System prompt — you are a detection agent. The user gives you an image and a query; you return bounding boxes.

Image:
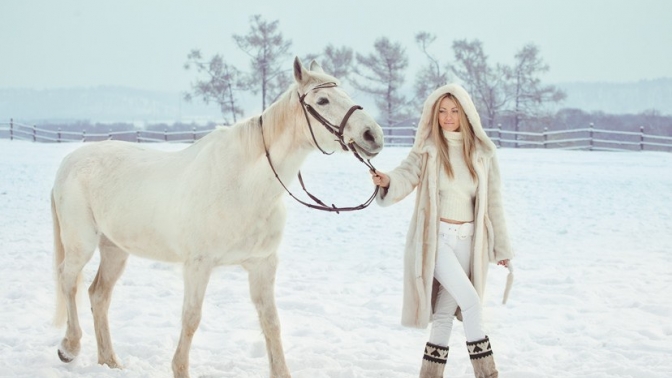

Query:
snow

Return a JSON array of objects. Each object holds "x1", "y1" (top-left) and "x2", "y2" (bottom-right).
[{"x1": 1, "y1": 140, "x2": 671, "y2": 377}]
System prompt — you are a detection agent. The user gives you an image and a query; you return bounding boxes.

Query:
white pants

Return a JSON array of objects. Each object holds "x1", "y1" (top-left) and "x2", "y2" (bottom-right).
[{"x1": 429, "y1": 222, "x2": 486, "y2": 346}]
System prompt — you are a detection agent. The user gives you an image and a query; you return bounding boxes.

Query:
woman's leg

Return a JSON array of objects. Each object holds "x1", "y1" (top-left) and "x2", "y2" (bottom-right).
[
  {"x1": 432, "y1": 226, "x2": 499, "y2": 377},
  {"x1": 429, "y1": 285, "x2": 458, "y2": 345},
  {"x1": 422, "y1": 286, "x2": 453, "y2": 378},
  {"x1": 433, "y1": 234, "x2": 485, "y2": 343}
]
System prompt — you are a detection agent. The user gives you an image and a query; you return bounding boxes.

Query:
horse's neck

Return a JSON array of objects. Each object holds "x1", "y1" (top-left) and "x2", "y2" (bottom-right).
[
  {"x1": 191, "y1": 88, "x2": 313, "y2": 199},
  {"x1": 258, "y1": 90, "x2": 312, "y2": 180}
]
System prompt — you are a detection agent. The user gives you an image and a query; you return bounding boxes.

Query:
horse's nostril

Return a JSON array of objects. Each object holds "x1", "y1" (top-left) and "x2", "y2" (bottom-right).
[{"x1": 363, "y1": 129, "x2": 375, "y2": 143}]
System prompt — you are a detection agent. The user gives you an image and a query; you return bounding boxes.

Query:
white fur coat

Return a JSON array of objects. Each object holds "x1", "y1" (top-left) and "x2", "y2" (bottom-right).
[{"x1": 376, "y1": 83, "x2": 514, "y2": 329}]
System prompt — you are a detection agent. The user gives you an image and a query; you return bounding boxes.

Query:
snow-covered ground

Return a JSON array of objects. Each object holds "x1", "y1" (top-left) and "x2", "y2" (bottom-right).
[{"x1": 1, "y1": 140, "x2": 671, "y2": 378}]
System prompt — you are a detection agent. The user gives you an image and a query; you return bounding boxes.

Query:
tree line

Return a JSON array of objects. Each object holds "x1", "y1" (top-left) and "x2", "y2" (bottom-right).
[
  {"x1": 185, "y1": 15, "x2": 667, "y2": 135},
  {"x1": 184, "y1": 15, "x2": 565, "y2": 128}
]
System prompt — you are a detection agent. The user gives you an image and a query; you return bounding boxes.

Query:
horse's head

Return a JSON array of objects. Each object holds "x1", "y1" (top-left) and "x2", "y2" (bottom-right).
[{"x1": 292, "y1": 57, "x2": 384, "y2": 159}]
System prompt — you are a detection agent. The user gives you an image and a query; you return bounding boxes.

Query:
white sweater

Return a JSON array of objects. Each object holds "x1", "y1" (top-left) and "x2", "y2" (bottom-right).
[{"x1": 438, "y1": 130, "x2": 477, "y2": 222}]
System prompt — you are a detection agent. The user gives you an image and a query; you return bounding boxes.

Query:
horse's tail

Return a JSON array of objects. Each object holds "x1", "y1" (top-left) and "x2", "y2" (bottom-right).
[{"x1": 52, "y1": 190, "x2": 77, "y2": 327}]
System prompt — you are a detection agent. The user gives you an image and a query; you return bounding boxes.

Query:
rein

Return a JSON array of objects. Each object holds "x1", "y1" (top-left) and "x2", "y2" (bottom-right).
[{"x1": 259, "y1": 83, "x2": 379, "y2": 213}]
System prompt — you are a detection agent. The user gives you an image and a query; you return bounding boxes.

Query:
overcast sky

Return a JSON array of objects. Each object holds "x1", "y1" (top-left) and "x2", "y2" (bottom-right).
[{"x1": 2, "y1": 0, "x2": 671, "y2": 92}]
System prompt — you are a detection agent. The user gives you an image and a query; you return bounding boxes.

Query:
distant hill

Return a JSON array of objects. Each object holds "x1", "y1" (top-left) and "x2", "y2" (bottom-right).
[
  {"x1": 1, "y1": 79, "x2": 671, "y2": 124},
  {"x1": 556, "y1": 78, "x2": 672, "y2": 115},
  {"x1": 0, "y1": 86, "x2": 227, "y2": 125}
]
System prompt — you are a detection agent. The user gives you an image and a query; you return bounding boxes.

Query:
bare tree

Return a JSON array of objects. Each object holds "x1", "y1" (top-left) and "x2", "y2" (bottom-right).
[
  {"x1": 353, "y1": 37, "x2": 411, "y2": 127},
  {"x1": 412, "y1": 32, "x2": 449, "y2": 110},
  {"x1": 233, "y1": 15, "x2": 292, "y2": 110},
  {"x1": 320, "y1": 45, "x2": 354, "y2": 81},
  {"x1": 505, "y1": 44, "x2": 566, "y2": 131},
  {"x1": 451, "y1": 39, "x2": 509, "y2": 128},
  {"x1": 183, "y1": 49, "x2": 248, "y2": 124}
]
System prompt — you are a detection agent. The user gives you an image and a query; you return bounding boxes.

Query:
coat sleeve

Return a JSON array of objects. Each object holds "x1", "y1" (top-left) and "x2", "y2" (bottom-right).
[
  {"x1": 376, "y1": 148, "x2": 424, "y2": 207},
  {"x1": 487, "y1": 155, "x2": 514, "y2": 261}
]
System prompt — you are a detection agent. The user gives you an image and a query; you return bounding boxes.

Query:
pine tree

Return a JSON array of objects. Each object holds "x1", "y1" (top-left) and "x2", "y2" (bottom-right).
[
  {"x1": 233, "y1": 15, "x2": 292, "y2": 110},
  {"x1": 320, "y1": 45, "x2": 354, "y2": 82},
  {"x1": 353, "y1": 37, "x2": 411, "y2": 127}
]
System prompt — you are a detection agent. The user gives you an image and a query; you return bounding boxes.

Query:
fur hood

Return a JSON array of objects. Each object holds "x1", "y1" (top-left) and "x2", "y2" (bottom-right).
[{"x1": 412, "y1": 83, "x2": 496, "y2": 158}]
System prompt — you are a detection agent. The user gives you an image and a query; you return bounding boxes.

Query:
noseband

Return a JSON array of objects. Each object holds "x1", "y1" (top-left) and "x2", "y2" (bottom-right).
[
  {"x1": 259, "y1": 82, "x2": 379, "y2": 213},
  {"x1": 298, "y1": 82, "x2": 360, "y2": 154}
]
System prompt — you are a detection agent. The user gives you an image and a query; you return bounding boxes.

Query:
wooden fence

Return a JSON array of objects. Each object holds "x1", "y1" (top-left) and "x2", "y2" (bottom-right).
[{"x1": 1, "y1": 119, "x2": 671, "y2": 152}]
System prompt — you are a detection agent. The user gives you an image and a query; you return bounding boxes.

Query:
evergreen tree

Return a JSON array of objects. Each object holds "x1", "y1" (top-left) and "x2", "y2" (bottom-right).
[
  {"x1": 233, "y1": 15, "x2": 292, "y2": 110},
  {"x1": 353, "y1": 37, "x2": 411, "y2": 127},
  {"x1": 320, "y1": 45, "x2": 354, "y2": 82}
]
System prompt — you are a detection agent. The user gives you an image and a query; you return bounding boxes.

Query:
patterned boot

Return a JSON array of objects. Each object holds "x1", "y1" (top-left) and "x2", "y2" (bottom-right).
[
  {"x1": 466, "y1": 336, "x2": 498, "y2": 378},
  {"x1": 419, "y1": 342, "x2": 449, "y2": 378}
]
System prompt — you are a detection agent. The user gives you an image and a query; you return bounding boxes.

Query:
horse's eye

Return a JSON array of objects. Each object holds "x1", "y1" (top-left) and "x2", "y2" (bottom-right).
[{"x1": 316, "y1": 97, "x2": 329, "y2": 106}]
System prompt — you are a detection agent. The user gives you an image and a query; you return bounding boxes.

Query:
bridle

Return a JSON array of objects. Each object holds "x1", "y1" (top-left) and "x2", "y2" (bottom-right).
[{"x1": 259, "y1": 82, "x2": 379, "y2": 213}]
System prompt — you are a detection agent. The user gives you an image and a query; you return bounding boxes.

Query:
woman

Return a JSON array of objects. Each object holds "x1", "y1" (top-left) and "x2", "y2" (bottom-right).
[{"x1": 370, "y1": 83, "x2": 513, "y2": 378}]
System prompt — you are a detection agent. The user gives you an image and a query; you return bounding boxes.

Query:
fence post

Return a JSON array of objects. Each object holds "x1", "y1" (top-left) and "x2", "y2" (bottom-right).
[
  {"x1": 515, "y1": 125, "x2": 519, "y2": 148},
  {"x1": 497, "y1": 123, "x2": 502, "y2": 147},
  {"x1": 193, "y1": 127, "x2": 196, "y2": 142},
  {"x1": 164, "y1": 128, "x2": 168, "y2": 142},
  {"x1": 9, "y1": 118, "x2": 13, "y2": 140},
  {"x1": 108, "y1": 129, "x2": 112, "y2": 140},
  {"x1": 640, "y1": 126, "x2": 644, "y2": 151},
  {"x1": 136, "y1": 130, "x2": 140, "y2": 143},
  {"x1": 589, "y1": 122, "x2": 594, "y2": 151},
  {"x1": 82, "y1": 130, "x2": 86, "y2": 142},
  {"x1": 543, "y1": 127, "x2": 548, "y2": 149},
  {"x1": 33, "y1": 125, "x2": 36, "y2": 142},
  {"x1": 58, "y1": 128, "x2": 61, "y2": 143}
]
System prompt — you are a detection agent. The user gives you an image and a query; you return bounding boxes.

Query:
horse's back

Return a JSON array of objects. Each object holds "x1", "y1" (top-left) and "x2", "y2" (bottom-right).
[{"x1": 54, "y1": 140, "x2": 201, "y2": 193}]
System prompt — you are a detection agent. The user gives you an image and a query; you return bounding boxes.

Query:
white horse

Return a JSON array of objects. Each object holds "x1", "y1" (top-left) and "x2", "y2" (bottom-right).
[{"x1": 51, "y1": 57, "x2": 384, "y2": 378}]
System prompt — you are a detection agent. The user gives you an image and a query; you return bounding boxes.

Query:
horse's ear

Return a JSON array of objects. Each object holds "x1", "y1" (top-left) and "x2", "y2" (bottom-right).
[
  {"x1": 293, "y1": 56, "x2": 308, "y2": 83},
  {"x1": 309, "y1": 60, "x2": 325, "y2": 74}
]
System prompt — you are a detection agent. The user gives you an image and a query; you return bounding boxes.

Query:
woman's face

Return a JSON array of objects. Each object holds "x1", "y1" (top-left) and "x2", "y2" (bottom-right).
[{"x1": 438, "y1": 97, "x2": 460, "y2": 132}]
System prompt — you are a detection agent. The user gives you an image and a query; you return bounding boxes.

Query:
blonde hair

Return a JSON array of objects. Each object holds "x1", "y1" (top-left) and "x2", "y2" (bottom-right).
[{"x1": 430, "y1": 93, "x2": 477, "y2": 180}]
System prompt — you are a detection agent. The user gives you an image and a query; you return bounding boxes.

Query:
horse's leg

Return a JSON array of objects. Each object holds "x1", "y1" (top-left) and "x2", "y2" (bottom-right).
[
  {"x1": 172, "y1": 262, "x2": 212, "y2": 378},
  {"x1": 55, "y1": 217, "x2": 98, "y2": 363},
  {"x1": 244, "y1": 254, "x2": 291, "y2": 378},
  {"x1": 88, "y1": 235, "x2": 129, "y2": 368}
]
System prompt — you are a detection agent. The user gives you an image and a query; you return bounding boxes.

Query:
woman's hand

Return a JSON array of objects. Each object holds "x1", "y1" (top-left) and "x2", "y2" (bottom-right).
[
  {"x1": 497, "y1": 259, "x2": 510, "y2": 268},
  {"x1": 370, "y1": 170, "x2": 390, "y2": 188}
]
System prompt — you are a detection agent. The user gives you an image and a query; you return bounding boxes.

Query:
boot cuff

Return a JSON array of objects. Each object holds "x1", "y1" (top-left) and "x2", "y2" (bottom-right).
[
  {"x1": 423, "y1": 342, "x2": 449, "y2": 364},
  {"x1": 466, "y1": 336, "x2": 493, "y2": 360}
]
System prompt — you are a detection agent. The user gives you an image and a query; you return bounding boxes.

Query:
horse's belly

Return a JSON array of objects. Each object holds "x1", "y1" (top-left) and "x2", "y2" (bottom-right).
[
  {"x1": 127, "y1": 244, "x2": 183, "y2": 262},
  {"x1": 101, "y1": 219, "x2": 281, "y2": 265},
  {"x1": 104, "y1": 232, "x2": 184, "y2": 263}
]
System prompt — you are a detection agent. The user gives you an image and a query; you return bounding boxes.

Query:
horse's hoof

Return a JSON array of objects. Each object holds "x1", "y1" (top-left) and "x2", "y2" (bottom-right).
[
  {"x1": 101, "y1": 356, "x2": 124, "y2": 369},
  {"x1": 58, "y1": 348, "x2": 74, "y2": 363},
  {"x1": 58, "y1": 339, "x2": 79, "y2": 363},
  {"x1": 104, "y1": 361, "x2": 123, "y2": 369}
]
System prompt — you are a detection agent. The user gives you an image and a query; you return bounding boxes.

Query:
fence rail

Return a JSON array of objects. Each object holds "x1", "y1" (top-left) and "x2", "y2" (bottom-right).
[{"x1": 1, "y1": 119, "x2": 671, "y2": 152}]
